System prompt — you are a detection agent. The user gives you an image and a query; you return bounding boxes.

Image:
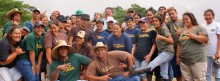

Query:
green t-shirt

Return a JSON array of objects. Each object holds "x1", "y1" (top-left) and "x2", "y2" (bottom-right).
[
  {"x1": 18, "y1": 32, "x2": 44, "y2": 60},
  {"x1": 156, "y1": 24, "x2": 174, "y2": 54},
  {"x1": 3, "y1": 22, "x2": 13, "y2": 36},
  {"x1": 166, "y1": 20, "x2": 184, "y2": 47},
  {"x1": 50, "y1": 54, "x2": 90, "y2": 81},
  {"x1": 179, "y1": 26, "x2": 208, "y2": 64},
  {"x1": 44, "y1": 24, "x2": 50, "y2": 32}
]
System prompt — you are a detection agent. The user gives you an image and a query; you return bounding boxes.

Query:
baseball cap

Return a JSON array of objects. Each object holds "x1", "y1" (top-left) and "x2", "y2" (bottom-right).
[
  {"x1": 33, "y1": 8, "x2": 40, "y2": 13},
  {"x1": 139, "y1": 18, "x2": 148, "y2": 23},
  {"x1": 124, "y1": 16, "x2": 133, "y2": 22},
  {"x1": 56, "y1": 15, "x2": 67, "y2": 23},
  {"x1": 23, "y1": 22, "x2": 33, "y2": 32},
  {"x1": 106, "y1": 16, "x2": 117, "y2": 23},
  {"x1": 81, "y1": 14, "x2": 90, "y2": 20},
  {"x1": 96, "y1": 18, "x2": 104, "y2": 24},
  {"x1": 77, "y1": 31, "x2": 85, "y2": 38},
  {"x1": 127, "y1": 8, "x2": 135, "y2": 13},
  {"x1": 34, "y1": 21, "x2": 45, "y2": 28}
]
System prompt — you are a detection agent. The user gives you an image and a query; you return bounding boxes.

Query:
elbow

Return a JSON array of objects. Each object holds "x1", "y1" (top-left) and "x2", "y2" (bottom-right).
[{"x1": 169, "y1": 40, "x2": 174, "y2": 44}]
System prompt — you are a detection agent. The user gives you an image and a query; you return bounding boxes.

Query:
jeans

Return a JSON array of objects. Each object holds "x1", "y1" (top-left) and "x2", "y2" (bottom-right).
[
  {"x1": 206, "y1": 56, "x2": 220, "y2": 81},
  {"x1": 147, "y1": 51, "x2": 174, "y2": 79},
  {"x1": 109, "y1": 74, "x2": 140, "y2": 81},
  {"x1": 16, "y1": 60, "x2": 40, "y2": 81},
  {"x1": 135, "y1": 60, "x2": 148, "y2": 79}
]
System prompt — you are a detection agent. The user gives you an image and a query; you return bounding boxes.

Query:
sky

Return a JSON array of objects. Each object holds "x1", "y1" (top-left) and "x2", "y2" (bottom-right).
[{"x1": 18, "y1": 0, "x2": 219, "y2": 24}]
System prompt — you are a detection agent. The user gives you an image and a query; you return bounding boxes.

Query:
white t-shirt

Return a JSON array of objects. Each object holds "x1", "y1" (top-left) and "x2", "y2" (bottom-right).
[{"x1": 201, "y1": 21, "x2": 220, "y2": 56}]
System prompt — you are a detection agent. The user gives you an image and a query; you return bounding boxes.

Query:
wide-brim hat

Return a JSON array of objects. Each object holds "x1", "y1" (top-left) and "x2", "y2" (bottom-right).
[
  {"x1": 5, "y1": 8, "x2": 22, "y2": 19},
  {"x1": 93, "y1": 42, "x2": 107, "y2": 50},
  {"x1": 51, "y1": 40, "x2": 75, "y2": 59}
]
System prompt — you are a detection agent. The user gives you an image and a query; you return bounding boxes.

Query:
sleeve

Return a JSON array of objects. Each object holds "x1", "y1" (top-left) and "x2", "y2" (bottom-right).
[
  {"x1": 112, "y1": 51, "x2": 129, "y2": 63},
  {"x1": 75, "y1": 54, "x2": 90, "y2": 65},
  {"x1": 217, "y1": 23, "x2": 220, "y2": 34},
  {"x1": 151, "y1": 30, "x2": 157, "y2": 44},
  {"x1": 88, "y1": 32, "x2": 94, "y2": 42},
  {"x1": 3, "y1": 22, "x2": 12, "y2": 35},
  {"x1": 0, "y1": 40, "x2": 10, "y2": 61},
  {"x1": 44, "y1": 33, "x2": 53, "y2": 48},
  {"x1": 26, "y1": 38, "x2": 35, "y2": 51},
  {"x1": 163, "y1": 26, "x2": 172, "y2": 37},
  {"x1": 85, "y1": 62, "x2": 97, "y2": 76},
  {"x1": 49, "y1": 60, "x2": 58, "y2": 76},
  {"x1": 133, "y1": 31, "x2": 140, "y2": 44},
  {"x1": 106, "y1": 35, "x2": 113, "y2": 51},
  {"x1": 125, "y1": 34, "x2": 132, "y2": 53},
  {"x1": 197, "y1": 26, "x2": 208, "y2": 37},
  {"x1": 86, "y1": 43, "x2": 96, "y2": 59},
  {"x1": 68, "y1": 27, "x2": 74, "y2": 36}
]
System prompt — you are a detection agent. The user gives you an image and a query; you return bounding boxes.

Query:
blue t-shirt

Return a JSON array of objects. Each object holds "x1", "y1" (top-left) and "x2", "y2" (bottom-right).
[
  {"x1": 106, "y1": 33, "x2": 132, "y2": 53},
  {"x1": 125, "y1": 28, "x2": 139, "y2": 43},
  {"x1": 89, "y1": 31, "x2": 109, "y2": 46}
]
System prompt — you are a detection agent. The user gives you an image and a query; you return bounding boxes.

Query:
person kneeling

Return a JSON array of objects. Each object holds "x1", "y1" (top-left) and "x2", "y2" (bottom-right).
[{"x1": 85, "y1": 42, "x2": 140, "y2": 81}]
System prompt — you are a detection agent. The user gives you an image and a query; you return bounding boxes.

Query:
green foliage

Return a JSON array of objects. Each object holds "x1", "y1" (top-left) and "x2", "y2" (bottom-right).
[
  {"x1": 0, "y1": 29, "x2": 2, "y2": 39},
  {"x1": 0, "y1": 0, "x2": 35, "y2": 28},
  {"x1": 111, "y1": 3, "x2": 146, "y2": 23}
]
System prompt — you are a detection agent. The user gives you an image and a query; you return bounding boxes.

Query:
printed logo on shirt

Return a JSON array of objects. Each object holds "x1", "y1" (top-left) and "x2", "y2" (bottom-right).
[
  {"x1": 211, "y1": 29, "x2": 216, "y2": 32},
  {"x1": 113, "y1": 44, "x2": 125, "y2": 48},
  {"x1": 139, "y1": 34, "x2": 149, "y2": 38},
  {"x1": 100, "y1": 66, "x2": 114, "y2": 73},
  {"x1": 62, "y1": 64, "x2": 74, "y2": 72},
  {"x1": 129, "y1": 34, "x2": 135, "y2": 38},
  {"x1": 179, "y1": 35, "x2": 189, "y2": 41},
  {"x1": 36, "y1": 43, "x2": 42, "y2": 48},
  {"x1": 97, "y1": 35, "x2": 104, "y2": 39}
]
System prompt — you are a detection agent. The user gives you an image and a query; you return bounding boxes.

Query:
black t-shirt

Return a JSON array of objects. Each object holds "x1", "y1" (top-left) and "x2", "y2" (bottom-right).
[
  {"x1": 134, "y1": 30, "x2": 157, "y2": 61},
  {"x1": 0, "y1": 37, "x2": 21, "y2": 68}
]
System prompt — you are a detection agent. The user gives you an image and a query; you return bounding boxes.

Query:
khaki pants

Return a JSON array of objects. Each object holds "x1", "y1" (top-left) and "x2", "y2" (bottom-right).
[{"x1": 180, "y1": 62, "x2": 207, "y2": 81}]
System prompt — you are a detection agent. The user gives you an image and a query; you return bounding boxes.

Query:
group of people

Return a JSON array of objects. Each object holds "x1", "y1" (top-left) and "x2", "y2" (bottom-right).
[{"x1": 0, "y1": 5, "x2": 219, "y2": 81}]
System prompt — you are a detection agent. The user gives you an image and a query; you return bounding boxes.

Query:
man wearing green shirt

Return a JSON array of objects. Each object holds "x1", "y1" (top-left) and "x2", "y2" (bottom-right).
[{"x1": 50, "y1": 40, "x2": 90, "y2": 81}]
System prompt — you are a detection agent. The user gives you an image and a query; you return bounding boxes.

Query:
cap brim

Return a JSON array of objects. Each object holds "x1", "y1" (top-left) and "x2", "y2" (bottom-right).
[{"x1": 23, "y1": 26, "x2": 30, "y2": 32}]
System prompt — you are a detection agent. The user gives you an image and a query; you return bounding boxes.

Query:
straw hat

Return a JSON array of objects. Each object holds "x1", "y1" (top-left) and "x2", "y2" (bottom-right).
[
  {"x1": 5, "y1": 8, "x2": 22, "y2": 19},
  {"x1": 51, "y1": 40, "x2": 75, "y2": 59},
  {"x1": 93, "y1": 42, "x2": 107, "y2": 50}
]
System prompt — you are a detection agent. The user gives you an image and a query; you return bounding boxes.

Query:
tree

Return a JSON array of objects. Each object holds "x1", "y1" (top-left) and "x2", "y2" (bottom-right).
[
  {"x1": 0, "y1": 0, "x2": 35, "y2": 28},
  {"x1": 111, "y1": 3, "x2": 146, "y2": 23}
]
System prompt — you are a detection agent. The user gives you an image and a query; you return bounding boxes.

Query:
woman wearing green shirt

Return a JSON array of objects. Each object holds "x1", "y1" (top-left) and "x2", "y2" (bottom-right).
[
  {"x1": 16, "y1": 21, "x2": 45, "y2": 81},
  {"x1": 177, "y1": 12, "x2": 208, "y2": 81}
]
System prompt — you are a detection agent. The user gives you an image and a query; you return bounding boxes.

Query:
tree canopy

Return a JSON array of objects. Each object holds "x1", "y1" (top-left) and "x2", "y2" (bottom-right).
[
  {"x1": 112, "y1": 3, "x2": 146, "y2": 23},
  {"x1": 0, "y1": 0, "x2": 35, "y2": 28}
]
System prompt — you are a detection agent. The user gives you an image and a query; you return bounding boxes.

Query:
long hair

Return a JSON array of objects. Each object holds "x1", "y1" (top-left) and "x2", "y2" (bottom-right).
[
  {"x1": 6, "y1": 26, "x2": 21, "y2": 53},
  {"x1": 183, "y1": 12, "x2": 199, "y2": 26}
]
